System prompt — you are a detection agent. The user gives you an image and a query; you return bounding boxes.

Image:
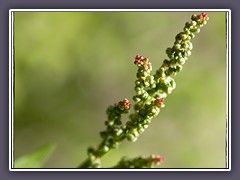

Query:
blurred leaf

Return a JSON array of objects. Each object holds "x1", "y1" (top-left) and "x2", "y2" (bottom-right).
[{"x1": 14, "y1": 144, "x2": 56, "y2": 168}]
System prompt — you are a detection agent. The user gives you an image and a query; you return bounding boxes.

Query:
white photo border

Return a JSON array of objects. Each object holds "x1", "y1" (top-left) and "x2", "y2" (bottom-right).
[{"x1": 9, "y1": 9, "x2": 231, "y2": 171}]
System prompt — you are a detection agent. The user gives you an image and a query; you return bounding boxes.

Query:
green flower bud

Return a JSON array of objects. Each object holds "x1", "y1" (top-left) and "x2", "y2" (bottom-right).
[
  {"x1": 106, "y1": 106, "x2": 114, "y2": 114},
  {"x1": 175, "y1": 32, "x2": 185, "y2": 41},
  {"x1": 145, "y1": 75, "x2": 154, "y2": 85},
  {"x1": 136, "y1": 89, "x2": 144, "y2": 95},
  {"x1": 132, "y1": 128, "x2": 139, "y2": 137},
  {"x1": 167, "y1": 87, "x2": 173, "y2": 94},
  {"x1": 175, "y1": 64, "x2": 183, "y2": 72},
  {"x1": 135, "y1": 80, "x2": 141, "y2": 86},
  {"x1": 150, "y1": 83, "x2": 156, "y2": 88},
  {"x1": 150, "y1": 75, "x2": 154, "y2": 81},
  {"x1": 191, "y1": 14, "x2": 198, "y2": 21},
  {"x1": 87, "y1": 147, "x2": 95, "y2": 156},
  {"x1": 135, "y1": 86, "x2": 141, "y2": 92},
  {"x1": 127, "y1": 134, "x2": 137, "y2": 142},
  {"x1": 168, "y1": 53, "x2": 175, "y2": 60},
  {"x1": 111, "y1": 141, "x2": 119, "y2": 149},
  {"x1": 159, "y1": 77, "x2": 176, "y2": 94},
  {"x1": 184, "y1": 29, "x2": 191, "y2": 35},
  {"x1": 142, "y1": 92, "x2": 149, "y2": 99},
  {"x1": 105, "y1": 120, "x2": 114, "y2": 126},
  {"x1": 107, "y1": 138, "x2": 119, "y2": 149},
  {"x1": 133, "y1": 95, "x2": 141, "y2": 102},
  {"x1": 155, "y1": 92, "x2": 168, "y2": 99},
  {"x1": 187, "y1": 42, "x2": 193, "y2": 50},
  {"x1": 107, "y1": 113, "x2": 115, "y2": 121},
  {"x1": 165, "y1": 68, "x2": 176, "y2": 76},
  {"x1": 145, "y1": 118, "x2": 152, "y2": 123},
  {"x1": 183, "y1": 27, "x2": 189, "y2": 33},
  {"x1": 114, "y1": 128, "x2": 123, "y2": 136},
  {"x1": 180, "y1": 43, "x2": 187, "y2": 50},
  {"x1": 133, "y1": 104, "x2": 140, "y2": 111},
  {"x1": 180, "y1": 33, "x2": 188, "y2": 40},
  {"x1": 191, "y1": 20, "x2": 197, "y2": 26},
  {"x1": 89, "y1": 153, "x2": 97, "y2": 162},
  {"x1": 177, "y1": 57, "x2": 185, "y2": 65},
  {"x1": 143, "y1": 71, "x2": 149, "y2": 77},
  {"x1": 118, "y1": 105, "x2": 125, "y2": 111},
  {"x1": 115, "y1": 119, "x2": 122, "y2": 125},
  {"x1": 151, "y1": 107, "x2": 160, "y2": 116},
  {"x1": 186, "y1": 50, "x2": 192, "y2": 56},
  {"x1": 100, "y1": 131, "x2": 107, "y2": 138},
  {"x1": 143, "y1": 124, "x2": 149, "y2": 129},
  {"x1": 102, "y1": 145, "x2": 109, "y2": 152},
  {"x1": 189, "y1": 33, "x2": 195, "y2": 39},
  {"x1": 192, "y1": 27, "x2": 200, "y2": 33},
  {"x1": 138, "y1": 127, "x2": 145, "y2": 134},
  {"x1": 166, "y1": 47, "x2": 173, "y2": 56},
  {"x1": 146, "y1": 95, "x2": 154, "y2": 103},
  {"x1": 126, "y1": 121, "x2": 133, "y2": 128},
  {"x1": 144, "y1": 81, "x2": 150, "y2": 87},
  {"x1": 169, "y1": 78, "x2": 176, "y2": 89},
  {"x1": 129, "y1": 114, "x2": 137, "y2": 121},
  {"x1": 158, "y1": 67, "x2": 166, "y2": 78},
  {"x1": 151, "y1": 107, "x2": 157, "y2": 114},
  {"x1": 174, "y1": 43, "x2": 181, "y2": 50}
]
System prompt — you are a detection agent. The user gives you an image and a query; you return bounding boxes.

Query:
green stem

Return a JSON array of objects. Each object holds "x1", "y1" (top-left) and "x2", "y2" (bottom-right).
[{"x1": 77, "y1": 158, "x2": 92, "y2": 168}]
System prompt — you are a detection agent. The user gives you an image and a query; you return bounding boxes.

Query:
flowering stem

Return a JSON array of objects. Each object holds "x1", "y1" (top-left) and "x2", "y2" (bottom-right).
[
  {"x1": 77, "y1": 12, "x2": 209, "y2": 168},
  {"x1": 112, "y1": 155, "x2": 164, "y2": 168}
]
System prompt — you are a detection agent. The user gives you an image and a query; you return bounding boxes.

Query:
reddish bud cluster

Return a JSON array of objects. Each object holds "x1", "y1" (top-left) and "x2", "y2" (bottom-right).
[
  {"x1": 158, "y1": 98, "x2": 164, "y2": 103},
  {"x1": 200, "y1": 13, "x2": 208, "y2": 18},
  {"x1": 152, "y1": 155, "x2": 164, "y2": 165},
  {"x1": 134, "y1": 54, "x2": 152, "y2": 71},
  {"x1": 134, "y1": 54, "x2": 144, "y2": 66},
  {"x1": 200, "y1": 12, "x2": 208, "y2": 20},
  {"x1": 123, "y1": 98, "x2": 131, "y2": 109},
  {"x1": 154, "y1": 98, "x2": 165, "y2": 107}
]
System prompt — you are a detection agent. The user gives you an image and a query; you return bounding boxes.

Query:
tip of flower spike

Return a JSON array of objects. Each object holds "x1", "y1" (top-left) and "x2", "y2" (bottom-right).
[
  {"x1": 134, "y1": 54, "x2": 144, "y2": 65},
  {"x1": 123, "y1": 98, "x2": 131, "y2": 109},
  {"x1": 134, "y1": 54, "x2": 151, "y2": 67},
  {"x1": 191, "y1": 12, "x2": 209, "y2": 22},
  {"x1": 152, "y1": 155, "x2": 164, "y2": 166},
  {"x1": 135, "y1": 54, "x2": 142, "y2": 60},
  {"x1": 200, "y1": 12, "x2": 208, "y2": 19}
]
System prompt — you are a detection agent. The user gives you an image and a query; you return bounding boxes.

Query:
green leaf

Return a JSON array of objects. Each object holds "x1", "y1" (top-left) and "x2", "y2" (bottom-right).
[{"x1": 14, "y1": 144, "x2": 56, "y2": 168}]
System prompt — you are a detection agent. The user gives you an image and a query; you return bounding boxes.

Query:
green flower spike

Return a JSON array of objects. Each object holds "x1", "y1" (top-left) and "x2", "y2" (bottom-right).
[{"x1": 78, "y1": 12, "x2": 209, "y2": 168}]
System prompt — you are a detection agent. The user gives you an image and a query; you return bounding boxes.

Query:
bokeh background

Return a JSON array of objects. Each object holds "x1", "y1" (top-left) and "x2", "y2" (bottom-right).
[{"x1": 14, "y1": 11, "x2": 227, "y2": 168}]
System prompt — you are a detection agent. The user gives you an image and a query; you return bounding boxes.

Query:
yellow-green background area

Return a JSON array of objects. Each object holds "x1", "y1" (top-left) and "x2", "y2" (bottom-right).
[{"x1": 14, "y1": 11, "x2": 227, "y2": 168}]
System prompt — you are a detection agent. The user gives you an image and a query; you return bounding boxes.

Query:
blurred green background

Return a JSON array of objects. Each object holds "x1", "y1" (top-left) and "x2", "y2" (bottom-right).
[{"x1": 14, "y1": 11, "x2": 227, "y2": 168}]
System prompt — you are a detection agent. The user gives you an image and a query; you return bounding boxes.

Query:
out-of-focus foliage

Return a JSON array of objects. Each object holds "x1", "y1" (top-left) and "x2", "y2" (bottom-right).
[
  {"x1": 14, "y1": 12, "x2": 227, "y2": 168},
  {"x1": 14, "y1": 144, "x2": 56, "y2": 168}
]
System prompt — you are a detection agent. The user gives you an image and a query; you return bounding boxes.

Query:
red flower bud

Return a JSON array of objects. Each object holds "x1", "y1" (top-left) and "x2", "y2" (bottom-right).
[
  {"x1": 134, "y1": 54, "x2": 144, "y2": 65},
  {"x1": 200, "y1": 13, "x2": 209, "y2": 20},
  {"x1": 154, "y1": 98, "x2": 165, "y2": 108},
  {"x1": 153, "y1": 155, "x2": 164, "y2": 165},
  {"x1": 123, "y1": 98, "x2": 131, "y2": 109},
  {"x1": 135, "y1": 54, "x2": 142, "y2": 60}
]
